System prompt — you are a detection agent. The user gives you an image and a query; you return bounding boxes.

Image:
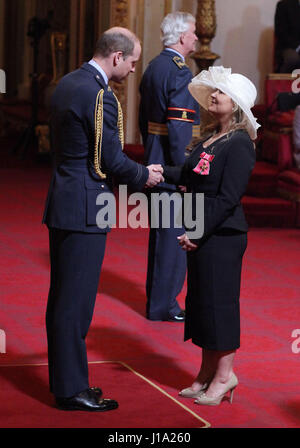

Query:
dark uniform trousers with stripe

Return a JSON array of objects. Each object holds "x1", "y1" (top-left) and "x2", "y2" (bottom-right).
[
  {"x1": 139, "y1": 49, "x2": 200, "y2": 321},
  {"x1": 43, "y1": 63, "x2": 149, "y2": 397}
]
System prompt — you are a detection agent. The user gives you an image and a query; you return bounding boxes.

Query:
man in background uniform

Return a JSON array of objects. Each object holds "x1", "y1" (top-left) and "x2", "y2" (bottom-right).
[{"x1": 139, "y1": 12, "x2": 200, "y2": 322}]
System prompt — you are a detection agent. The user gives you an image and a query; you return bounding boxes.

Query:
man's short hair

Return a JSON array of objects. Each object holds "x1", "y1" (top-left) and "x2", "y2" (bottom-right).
[
  {"x1": 161, "y1": 11, "x2": 195, "y2": 47},
  {"x1": 94, "y1": 31, "x2": 137, "y2": 59}
]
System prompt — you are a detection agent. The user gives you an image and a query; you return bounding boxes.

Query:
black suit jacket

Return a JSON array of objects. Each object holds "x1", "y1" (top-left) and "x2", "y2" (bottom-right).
[
  {"x1": 275, "y1": 0, "x2": 300, "y2": 54},
  {"x1": 43, "y1": 63, "x2": 148, "y2": 232},
  {"x1": 164, "y1": 130, "x2": 256, "y2": 242}
]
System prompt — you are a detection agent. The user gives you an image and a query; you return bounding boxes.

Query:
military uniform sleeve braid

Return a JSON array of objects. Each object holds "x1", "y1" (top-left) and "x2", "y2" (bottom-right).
[{"x1": 94, "y1": 88, "x2": 124, "y2": 179}]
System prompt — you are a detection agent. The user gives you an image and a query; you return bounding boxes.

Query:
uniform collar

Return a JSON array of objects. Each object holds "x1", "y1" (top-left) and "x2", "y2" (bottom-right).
[
  {"x1": 80, "y1": 62, "x2": 107, "y2": 88},
  {"x1": 88, "y1": 59, "x2": 109, "y2": 85},
  {"x1": 164, "y1": 47, "x2": 185, "y2": 62}
]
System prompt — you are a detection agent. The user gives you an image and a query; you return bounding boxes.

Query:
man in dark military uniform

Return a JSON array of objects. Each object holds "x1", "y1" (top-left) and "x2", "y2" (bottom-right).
[
  {"x1": 139, "y1": 12, "x2": 200, "y2": 322},
  {"x1": 43, "y1": 27, "x2": 164, "y2": 412}
]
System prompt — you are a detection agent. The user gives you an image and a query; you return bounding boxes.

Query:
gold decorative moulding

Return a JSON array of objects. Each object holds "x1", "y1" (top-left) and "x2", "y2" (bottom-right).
[
  {"x1": 51, "y1": 32, "x2": 67, "y2": 84},
  {"x1": 110, "y1": 0, "x2": 129, "y2": 129}
]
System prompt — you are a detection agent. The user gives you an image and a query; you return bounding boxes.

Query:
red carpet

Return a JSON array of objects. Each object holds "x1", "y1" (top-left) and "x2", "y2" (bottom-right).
[
  {"x1": 1, "y1": 164, "x2": 300, "y2": 428},
  {"x1": 0, "y1": 362, "x2": 208, "y2": 428}
]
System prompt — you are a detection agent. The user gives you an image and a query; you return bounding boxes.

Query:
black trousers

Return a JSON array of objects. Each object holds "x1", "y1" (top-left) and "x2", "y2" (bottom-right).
[
  {"x1": 46, "y1": 228, "x2": 106, "y2": 397},
  {"x1": 185, "y1": 229, "x2": 247, "y2": 351}
]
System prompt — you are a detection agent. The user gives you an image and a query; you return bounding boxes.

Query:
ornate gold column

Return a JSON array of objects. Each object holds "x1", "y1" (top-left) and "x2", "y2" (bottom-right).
[
  {"x1": 110, "y1": 0, "x2": 129, "y2": 127},
  {"x1": 78, "y1": 0, "x2": 87, "y2": 66},
  {"x1": 128, "y1": 0, "x2": 144, "y2": 144},
  {"x1": 43, "y1": 31, "x2": 68, "y2": 108},
  {"x1": 18, "y1": 0, "x2": 37, "y2": 99},
  {"x1": 192, "y1": 0, "x2": 219, "y2": 73},
  {"x1": 50, "y1": 33, "x2": 67, "y2": 83},
  {"x1": 68, "y1": 0, "x2": 79, "y2": 71},
  {"x1": 0, "y1": 0, "x2": 5, "y2": 70}
]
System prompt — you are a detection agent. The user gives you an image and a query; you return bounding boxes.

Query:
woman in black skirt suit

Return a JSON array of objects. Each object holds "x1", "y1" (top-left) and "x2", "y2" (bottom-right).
[{"x1": 162, "y1": 66, "x2": 260, "y2": 406}]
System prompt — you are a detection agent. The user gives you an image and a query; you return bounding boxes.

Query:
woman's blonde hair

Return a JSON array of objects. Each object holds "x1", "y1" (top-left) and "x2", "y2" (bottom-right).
[
  {"x1": 230, "y1": 103, "x2": 251, "y2": 134},
  {"x1": 197, "y1": 101, "x2": 250, "y2": 143}
]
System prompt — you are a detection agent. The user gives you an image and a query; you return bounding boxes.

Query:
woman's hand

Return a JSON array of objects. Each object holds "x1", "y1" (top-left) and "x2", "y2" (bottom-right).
[{"x1": 177, "y1": 233, "x2": 198, "y2": 251}]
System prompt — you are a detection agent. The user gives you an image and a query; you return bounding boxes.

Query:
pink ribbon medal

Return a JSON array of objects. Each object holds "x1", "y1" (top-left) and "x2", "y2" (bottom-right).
[{"x1": 193, "y1": 152, "x2": 215, "y2": 175}]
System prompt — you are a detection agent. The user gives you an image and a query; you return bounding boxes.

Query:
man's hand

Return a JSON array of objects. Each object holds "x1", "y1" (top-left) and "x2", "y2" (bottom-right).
[
  {"x1": 145, "y1": 164, "x2": 164, "y2": 187},
  {"x1": 177, "y1": 233, "x2": 198, "y2": 252}
]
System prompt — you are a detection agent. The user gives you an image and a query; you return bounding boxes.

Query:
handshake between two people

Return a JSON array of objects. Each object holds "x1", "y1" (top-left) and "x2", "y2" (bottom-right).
[
  {"x1": 144, "y1": 165, "x2": 198, "y2": 253},
  {"x1": 145, "y1": 164, "x2": 164, "y2": 188}
]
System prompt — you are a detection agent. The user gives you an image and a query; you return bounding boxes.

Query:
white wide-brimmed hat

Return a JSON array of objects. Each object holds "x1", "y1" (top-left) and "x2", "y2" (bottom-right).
[{"x1": 188, "y1": 66, "x2": 261, "y2": 140}]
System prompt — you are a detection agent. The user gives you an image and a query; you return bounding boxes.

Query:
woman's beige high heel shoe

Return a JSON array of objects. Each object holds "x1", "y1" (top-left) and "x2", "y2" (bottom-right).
[
  {"x1": 194, "y1": 373, "x2": 238, "y2": 406},
  {"x1": 179, "y1": 382, "x2": 209, "y2": 398}
]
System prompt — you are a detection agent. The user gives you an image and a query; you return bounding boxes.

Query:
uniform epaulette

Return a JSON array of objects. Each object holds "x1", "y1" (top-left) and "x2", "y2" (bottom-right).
[{"x1": 172, "y1": 56, "x2": 187, "y2": 69}]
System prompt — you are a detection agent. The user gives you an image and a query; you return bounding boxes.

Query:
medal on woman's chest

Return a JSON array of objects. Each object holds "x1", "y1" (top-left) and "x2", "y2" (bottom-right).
[{"x1": 193, "y1": 151, "x2": 215, "y2": 175}]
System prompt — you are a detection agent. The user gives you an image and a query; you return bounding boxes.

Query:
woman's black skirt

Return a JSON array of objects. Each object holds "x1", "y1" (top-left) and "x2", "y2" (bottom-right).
[{"x1": 185, "y1": 229, "x2": 247, "y2": 351}]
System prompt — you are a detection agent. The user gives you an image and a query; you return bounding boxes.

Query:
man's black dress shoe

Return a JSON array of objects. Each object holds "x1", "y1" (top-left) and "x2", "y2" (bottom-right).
[
  {"x1": 167, "y1": 310, "x2": 185, "y2": 322},
  {"x1": 90, "y1": 386, "x2": 102, "y2": 398},
  {"x1": 55, "y1": 388, "x2": 118, "y2": 412}
]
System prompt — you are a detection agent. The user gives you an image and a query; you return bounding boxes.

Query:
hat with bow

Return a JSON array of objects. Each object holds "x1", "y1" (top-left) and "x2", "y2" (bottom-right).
[{"x1": 188, "y1": 66, "x2": 261, "y2": 140}]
